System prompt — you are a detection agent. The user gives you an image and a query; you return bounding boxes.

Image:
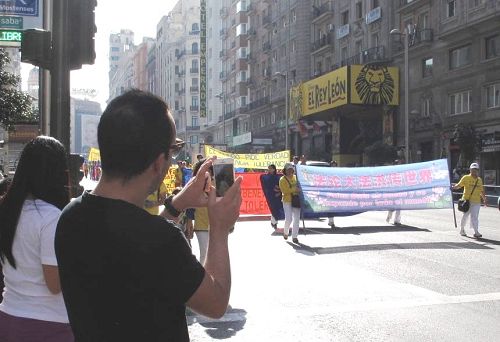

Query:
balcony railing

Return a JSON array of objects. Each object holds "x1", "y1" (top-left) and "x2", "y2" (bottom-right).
[
  {"x1": 248, "y1": 96, "x2": 270, "y2": 110},
  {"x1": 190, "y1": 86, "x2": 199, "y2": 93},
  {"x1": 189, "y1": 30, "x2": 200, "y2": 35},
  {"x1": 186, "y1": 126, "x2": 200, "y2": 131},
  {"x1": 190, "y1": 67, "x2": 199, "y2": 74},
  {"x1": 312, "y1": 33, "x2": 334, "y2": 52},
  {"x1": 341, "y1": 46, "x2": 386, "y2": 66},
  {"x1": 176, "y1": 88, "x2": 186, "y2": 95},
  {"x1": 190, "y1": 105, "x2": 199, "y2": 111},
  {"x1": 175, "y1": 70, "x2": 185, "y2": 77},
  {"x1": 393, "y1": 29, "x2": 434, "y2": 53}
]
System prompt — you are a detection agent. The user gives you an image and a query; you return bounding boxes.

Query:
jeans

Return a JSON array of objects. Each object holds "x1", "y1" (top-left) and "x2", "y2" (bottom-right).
[
  {"x1": 283, "y1": 202, "x2": 300, "y2": 238},
  {"x1": 460, "y1": 203, "x2": 481, "y2": 234}
]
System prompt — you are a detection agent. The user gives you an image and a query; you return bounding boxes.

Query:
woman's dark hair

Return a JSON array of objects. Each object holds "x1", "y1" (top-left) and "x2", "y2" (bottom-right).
[
  {"x1": 0, "y1": 136, "x2": 69, "y2": 268},
  {"x1": 268, "y1": 164, "x2": 277, "y2": 174}
]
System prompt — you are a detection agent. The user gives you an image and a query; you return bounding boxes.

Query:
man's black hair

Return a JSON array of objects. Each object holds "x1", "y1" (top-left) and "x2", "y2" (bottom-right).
[{"x1": 98, "y1": 89, "x2": 175, "y2": 180}]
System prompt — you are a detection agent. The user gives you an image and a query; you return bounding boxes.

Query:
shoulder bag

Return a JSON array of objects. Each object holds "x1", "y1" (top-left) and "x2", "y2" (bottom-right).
[{"x1": 457, "y1": 178, "x2": 479, "y2": 213}]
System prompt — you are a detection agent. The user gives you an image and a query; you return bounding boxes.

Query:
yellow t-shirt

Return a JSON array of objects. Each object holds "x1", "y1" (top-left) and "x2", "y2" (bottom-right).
[
  {"x1": 457, "y1": 174, "x2": 484, "y2": 204},
  {"x1": 194, "y1": 207, "x2": 209, "y2": 231},
  {"x1": 279, "y1": 175, "x2": 298, "y2": 203},
  {"x1": 145, "y1": 182, "x2": 168, "y2": 215}
]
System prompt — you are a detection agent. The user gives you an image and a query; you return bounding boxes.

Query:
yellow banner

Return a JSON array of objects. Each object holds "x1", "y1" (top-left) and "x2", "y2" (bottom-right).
[
  {"x1": 163, "y1": 166, "x2": 178, "y2": 194},
  {"x1": 88, "y1": 147, "x2": 101, "y2": 161},
  {"x1": 350, "y1": 65, "x2": 399, "y2": 105},
  {"x1": 204, "y1": 145, "x2": 290, "y2": 170},
  {"x1": 302, "y1": 66, "x2": 348, "y2": 117}
]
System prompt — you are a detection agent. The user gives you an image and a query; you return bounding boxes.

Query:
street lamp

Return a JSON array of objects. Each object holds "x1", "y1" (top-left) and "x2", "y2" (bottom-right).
[
  {"x1": 390, "y1": 28, "x2": 410, "y2": 163},
  {"x1": 215, "y1": 92, "x2": 226, "y2": 149},
  {"x1": 274, "y1": 71, "x2": 289, "y2": 151}
]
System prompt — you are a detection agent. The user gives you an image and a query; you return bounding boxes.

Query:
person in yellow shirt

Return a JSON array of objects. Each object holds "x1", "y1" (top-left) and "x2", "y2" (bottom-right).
[
  {"x1": 452, "y1": 163, "x2": 486, "y2": 238},
  {"x1": 144, "y1": 182, "x2": 168, "y2": 215},
  {"x1": 279, "y1": 162, "x2": 301, "y2": 243}
]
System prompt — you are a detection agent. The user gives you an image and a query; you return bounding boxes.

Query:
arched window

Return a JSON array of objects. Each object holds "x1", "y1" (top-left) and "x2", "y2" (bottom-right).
[{"x1": 192, "y1": 43, "x2": 199, "y2": 54}]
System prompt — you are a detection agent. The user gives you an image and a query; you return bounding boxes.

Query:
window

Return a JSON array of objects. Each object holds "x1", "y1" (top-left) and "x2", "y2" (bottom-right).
[
  {"x1": 372, "y1": 0, "x2": 379, "y2": 9},
  {"x1": 244, "y1": 122, "x2": 249, "y2": 132},
  {"x1": 291, "y1": 9, "x2": 296, "y2": 23},
  {"x1": 111, "y1": 56, "x2": 119, "y2": 61},
  {"x1": 470, "y1": 0, "x2": 482, "y2": 7},
  {"x1": 192, "y1": 116, "x2": 199, "y2": 126},
  {"x1": 447, "y1": 0, "x2": 456, "y2": 18},
  {"x1": 191, "y1": 23, "x2": 199, "y2": 32},
  {"x1": 371, "y1": 33, "x2": 379, "y2": 47},
  {"x1": 189, "y1": 135, "x2": 199, "y2": 144},
  {"x1": 421, "y1": 98, "x2": 431, "y2": 117},
  {"x1": 291, "y1": 40, "x2": 296, "y2": 53},
  {"x1": 236, "y1": 23, "x2": 247, "y2": 36},
  {"x1": 356, "y1": 2, "x2": 363, "y2": 19},
  {"x1": 271, "y1": 111, "x2": 276, "y2": 124},
  {"x1": 449, "y1": 91, "x2": 472, "y2": 115},
  {"x1": 341, "y1": 11, "x2": 349, "y2": 25},
  {"x1": 192, "y1": 43, "x2": 199, "y2": 54},
  {"x1": 418, "y1": 12, "x2": 429, "y2": 29},
  {"x1": 111, "y1": 47, "x2": 120, "y2": 52},
  {"x1": 192, "y1": 96, "x2": 199, "y2": 106},
  {"x1": 485, "y1": 35, "x2": 500, "y2": 59},
  {"x1": 486, "y1": 83, "x2": 500, "y2": 108},
  {"x1": 260, "y1": 116, "x2": 265, "y2": 127},
  {"x1": 422, "y1": 57, "x2": 433, "y2": 78},
  {"x1": 355, "y1": 40, "x2": 363, "y2": 55},
  {"x1": 192, "y1": 59, "x2": 198, "y2": 69},
  {"x1": 341, "y1": 46, "x2": 348, "y2": 61},
  {"x1": 192, "y1": 78, "x2": 198, "y2": 86},
  {"x1": 450, "y1": 45, "x2": 471, "y2": 69},
  {"x1": 175, "y1": 101, "x2": 179, "y2": 110},
  {"x1": 273, "y1": 50, "x2": 278, "y2": 61}
]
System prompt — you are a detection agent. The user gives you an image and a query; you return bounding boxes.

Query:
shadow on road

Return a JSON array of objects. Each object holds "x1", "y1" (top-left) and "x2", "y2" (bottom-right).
[
  {"x1": 188, "y1": 307, "x2": 247, "y2": 339},
  {"x1": 288, "y1": 241, "x2": 494, "y2": 256},
  {"x1": 475, "y1": 237, "x2": 500, "y2": 246},
  {"x1": 306, "y1": 225, "x2": 430, "y2": 235}
]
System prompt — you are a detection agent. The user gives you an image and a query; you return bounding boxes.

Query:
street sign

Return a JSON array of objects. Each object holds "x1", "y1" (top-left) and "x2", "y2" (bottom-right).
[
  {"x1": 0, "y1": 0, "x2": 39, "y2": 17},
  {"x1": 0, "y1": 15, "x2": 23, "y2": 29},
  {"x1": 0, "y1": 28, "x2": 22, "y2": 46}
]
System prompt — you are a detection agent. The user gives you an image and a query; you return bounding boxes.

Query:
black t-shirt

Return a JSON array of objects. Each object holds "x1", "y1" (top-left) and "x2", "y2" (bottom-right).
[{"x1": 55, "y1": 192, "x2": 205, "y2": 342}]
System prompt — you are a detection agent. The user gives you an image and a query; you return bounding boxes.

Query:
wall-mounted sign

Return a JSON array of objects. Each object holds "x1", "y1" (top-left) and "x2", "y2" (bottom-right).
[
  {"x1": 0, "y1": 15, "x2": 22, "y2": 29},
  {"x1": 366, "y1": 7, "x2": 381, "y2": 25},
  {"x1": 337, "y1": 24, "x2": 349, "y2": 39}
]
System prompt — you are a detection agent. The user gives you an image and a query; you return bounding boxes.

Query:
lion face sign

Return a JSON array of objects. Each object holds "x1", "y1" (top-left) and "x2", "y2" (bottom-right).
[{"x1": 354, "y1": 65, "x2": 395, "y2": 105}]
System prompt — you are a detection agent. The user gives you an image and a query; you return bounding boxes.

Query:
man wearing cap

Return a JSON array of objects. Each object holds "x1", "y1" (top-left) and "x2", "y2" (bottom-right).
[{"x1": 452, "y1": 163, "x2": 486, "y2": 238}]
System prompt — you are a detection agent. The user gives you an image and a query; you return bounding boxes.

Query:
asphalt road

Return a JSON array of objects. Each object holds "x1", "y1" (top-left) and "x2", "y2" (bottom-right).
[{"x1": 187, "y1": 206, "x2": 500, "y2": 342}]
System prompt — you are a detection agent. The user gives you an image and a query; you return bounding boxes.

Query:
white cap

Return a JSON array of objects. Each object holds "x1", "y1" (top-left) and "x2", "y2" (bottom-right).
[
  {"x1": 284, "y1": 162, "x2": 295, "y2": 170},
  {"x1": 470, "y1": 163, "x2": 479, "y2": 170}
]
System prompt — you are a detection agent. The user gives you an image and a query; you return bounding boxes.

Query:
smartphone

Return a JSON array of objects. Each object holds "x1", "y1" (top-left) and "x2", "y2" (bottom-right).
[{"x1": 213, "y1": 158, "x2": 235, "y2": 197}]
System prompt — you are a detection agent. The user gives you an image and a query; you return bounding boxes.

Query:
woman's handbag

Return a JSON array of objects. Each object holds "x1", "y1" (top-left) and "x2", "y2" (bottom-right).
[
  {"x1": 457, "y1": 179, "x2": 479, "y2": 213},
  {"x1": 284, "y1": 177, "x2": 301, "y2": 208},
  {"x1": 457, "y1": 199, "x2": 470, "y2": 213}
]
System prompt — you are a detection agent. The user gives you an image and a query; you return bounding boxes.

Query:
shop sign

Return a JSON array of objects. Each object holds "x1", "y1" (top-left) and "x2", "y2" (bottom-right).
[{"x1": 350, "y1": 65, "x2": 399, "y2": 106}]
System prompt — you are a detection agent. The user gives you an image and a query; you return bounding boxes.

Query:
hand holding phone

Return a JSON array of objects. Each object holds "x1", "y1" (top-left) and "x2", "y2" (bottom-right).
[{"x1": 213, "y1": 158, "x2": 235, "y2": 197}]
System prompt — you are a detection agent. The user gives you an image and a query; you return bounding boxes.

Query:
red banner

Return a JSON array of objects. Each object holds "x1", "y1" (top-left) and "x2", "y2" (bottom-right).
[{"x1": 237, "y1": 172, "x2": 270, "y2": 215}]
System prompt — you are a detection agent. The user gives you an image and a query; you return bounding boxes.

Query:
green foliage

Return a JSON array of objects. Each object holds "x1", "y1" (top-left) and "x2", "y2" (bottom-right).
[
  {"x1": 364, "y1": 141, "x2": 398, "y2": 166},
  {"x1": 0, "y1": 48, "x2": 36, "y2": 130}
]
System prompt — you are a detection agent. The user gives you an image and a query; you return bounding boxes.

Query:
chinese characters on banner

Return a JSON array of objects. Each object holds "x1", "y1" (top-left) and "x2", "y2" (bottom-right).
[{"x1": 296, "y1": 159, "x2": 453, "y2": 214}]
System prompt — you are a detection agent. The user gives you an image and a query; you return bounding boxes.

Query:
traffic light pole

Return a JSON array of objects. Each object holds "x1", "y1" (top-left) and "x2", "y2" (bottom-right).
[{"x1": 50, "y1": 0, "x2": 71, "y2": 151}]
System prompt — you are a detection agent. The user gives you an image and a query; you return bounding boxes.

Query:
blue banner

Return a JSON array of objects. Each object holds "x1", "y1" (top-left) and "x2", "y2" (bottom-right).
[
  {"x1": 0, "y1": 0, "x2": 39, "y2": 17},
  {"x1": 296, "y1": 159, "x2": 453, "y2": 214},
  {"x1": 260, "y1": 174, "x2": 285, "y2": 220}
]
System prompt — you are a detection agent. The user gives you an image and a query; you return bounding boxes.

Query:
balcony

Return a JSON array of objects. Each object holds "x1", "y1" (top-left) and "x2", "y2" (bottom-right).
[
  {"x1": 262, "y1": 41, "x2": 271, "y2": 53},
  {"x1": 190, "y1": 86, "x2": 199, "y2": 93},
  {"x1": 190, "y1": 105, "x2": 199, "y2": 112},
  {"x1": 312, "y1": 33, "x2": 334, "y2": 53},
  {"x1": 175, "y1": 88, "x2": 186, "y2": 95},
  {"x1": 220, "y1": 7, "x2": 228, "y2": 18},
  {"x1": 175, "y1": 50, "x2": 185, "y2": 59},
  {"x1": 190, "y1": 67, "x2": 199, "y2": 74},
  {"x1": 392, "y1": 29, "x2": 434, "y2": 53},
  {"x1": 189, "y1": 30, "x2": 200, "y2": 35},
  {"x1": 248, "y1": 96, "x2": 270, "y2": 110},
  {"x1": 175, "y1": 70, "x2": 185, "y2": 77},
  {"x1": 312, "y1": 2, "x2": 334, "y2": 23},
  {"x1": 186, "y1": 126, "x2": 201, "y2": 131},
  {"x1": 341, "y1": 46, "x2": 386, "y2": 67},
  {"x1": 262, "y1": 14, "x2": 272, "y2": 27}
]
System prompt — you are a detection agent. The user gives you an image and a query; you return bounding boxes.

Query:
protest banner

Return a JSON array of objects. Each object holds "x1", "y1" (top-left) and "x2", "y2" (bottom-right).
[
  {"x1": 238, "y1": 172, "x2": 271, "y2": 215},
  {"x1": 260, "y1": 173, "x2": 284, "y2": 220},
  {"x1": 296, "y1": 159, "x2": 453, "y2": 214},
  {"x1": 88, "y1": 147, "x2": 100, "y2": 162},
  {"x1": 163, "y1": 166, "x2": 178, "y2": 194},
  {"x1": 204, "y1": 145, "x2": 290, "y2": 170}
]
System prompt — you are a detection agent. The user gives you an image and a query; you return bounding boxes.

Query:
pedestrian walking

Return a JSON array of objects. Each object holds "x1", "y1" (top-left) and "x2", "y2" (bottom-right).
[
  {"x1": 267, "y1": 164, "x2": 279, "y2": 230},
  {"x1": 452, "y1": 162, "x2": 486, "y2": 238},
  {"x1": 0, "y1": 136, "x2": 73, "y2": 342},
  {"x1": 55, "y1": 90, "x2": 242, "y2": 342},
  {"x1": 279, "y1": 162, "x2": 301, "y2": 244},
  {"x1": 386, "y1": 159, "x2": 403, "y2": 225}
]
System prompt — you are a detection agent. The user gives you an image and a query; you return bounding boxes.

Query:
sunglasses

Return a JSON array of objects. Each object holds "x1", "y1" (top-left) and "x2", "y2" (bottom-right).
[{"x1": 170, "y1": 139, "x2": 185, "y2": 160}]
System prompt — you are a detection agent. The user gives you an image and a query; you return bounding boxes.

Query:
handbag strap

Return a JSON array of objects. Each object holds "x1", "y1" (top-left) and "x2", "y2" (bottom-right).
[
  {"x1": 467, "y1": 178, "x2": 479, "y2": 200},
  {"x1": 284, "y1": 176, "x2": 293, "y2": 188}
]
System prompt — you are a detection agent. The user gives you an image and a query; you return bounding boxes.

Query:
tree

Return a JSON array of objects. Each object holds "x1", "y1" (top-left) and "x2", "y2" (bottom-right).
[{"x1": 0, "y1": 48, "x2": 36, "y2": 130}]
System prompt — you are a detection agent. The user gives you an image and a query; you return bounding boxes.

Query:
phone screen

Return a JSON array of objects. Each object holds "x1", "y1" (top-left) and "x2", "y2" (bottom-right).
[{"x1": 213, "y1": 161, "x2": 234, "y2": 197}]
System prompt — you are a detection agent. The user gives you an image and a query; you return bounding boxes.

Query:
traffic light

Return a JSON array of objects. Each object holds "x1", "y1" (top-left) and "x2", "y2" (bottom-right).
[
  {"x1": 68, "y1": 0, "x2": 97, "y2": 70},
  {"x1": 21, "y1": 29, "x2": 52, "y2": 69}
]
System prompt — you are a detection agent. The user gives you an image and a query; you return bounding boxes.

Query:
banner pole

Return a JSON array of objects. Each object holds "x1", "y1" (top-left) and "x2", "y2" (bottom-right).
[{"x1": 451, "y1": 186, "x2": 458, "y2": 228}]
